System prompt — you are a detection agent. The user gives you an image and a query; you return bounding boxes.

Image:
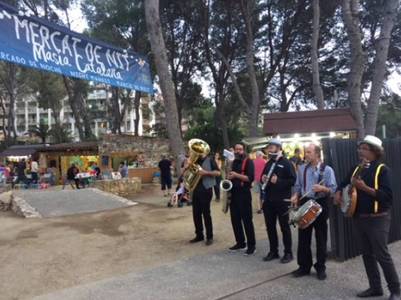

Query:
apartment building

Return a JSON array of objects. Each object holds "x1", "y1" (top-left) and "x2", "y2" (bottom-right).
[{"x1": 0, "y1": 85, "x2": 157, "y2": 141}]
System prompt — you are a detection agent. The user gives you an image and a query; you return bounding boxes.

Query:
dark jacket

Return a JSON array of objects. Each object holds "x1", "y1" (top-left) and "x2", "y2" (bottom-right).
[
  {"x1": 262, "y1": 156, "x2": 296, "y2": 202},
  {"x1": 231, "y1": 158, "x2": 254, "y2": 191},
  {"x1": 338, "y1": 160, "x2": 392, "y2": 215}
]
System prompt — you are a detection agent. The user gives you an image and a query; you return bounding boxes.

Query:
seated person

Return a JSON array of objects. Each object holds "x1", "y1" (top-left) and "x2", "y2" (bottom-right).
[{"x1": 168, "y1": 176, "x2": 190, "y2": 208}]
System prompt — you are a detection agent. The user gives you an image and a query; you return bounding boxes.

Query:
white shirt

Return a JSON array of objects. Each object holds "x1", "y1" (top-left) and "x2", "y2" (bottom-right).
[{"x1": 31, "y1": 161, "x2": 39, "y2": 173}]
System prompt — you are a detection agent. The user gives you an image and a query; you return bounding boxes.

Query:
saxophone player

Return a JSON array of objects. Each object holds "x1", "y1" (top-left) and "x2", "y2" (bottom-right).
[{"x1": 228, "y1": 143, "x2": 256, "y2": 255}]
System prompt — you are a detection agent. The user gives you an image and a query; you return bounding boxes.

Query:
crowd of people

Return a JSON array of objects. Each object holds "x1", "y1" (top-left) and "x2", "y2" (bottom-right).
[{"x1": 158, "y1": 135, "x2": 399, "y2": 300}]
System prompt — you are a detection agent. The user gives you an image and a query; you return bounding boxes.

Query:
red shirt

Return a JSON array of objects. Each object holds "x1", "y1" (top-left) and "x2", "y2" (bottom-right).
[{"x1": 253, "y1": 158, "x2": 266, "y2": 183}]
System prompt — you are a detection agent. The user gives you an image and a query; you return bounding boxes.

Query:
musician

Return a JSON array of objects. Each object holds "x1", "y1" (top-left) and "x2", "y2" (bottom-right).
[
  {"x1": 290, "y1": 143, "x2": 337, "y2": 280},
  {"x1": 228, "y1": 143, "x2": 256, "y2": 255},
  {"x1": 261, "y1": 139, "x2": 296, "y2": 263},
  {"x1": 189, "y1": 153, "x2": 221, "y2": 246},
  {"x1": 335, "y1": 135, "x2": 400, "y2": 300}
]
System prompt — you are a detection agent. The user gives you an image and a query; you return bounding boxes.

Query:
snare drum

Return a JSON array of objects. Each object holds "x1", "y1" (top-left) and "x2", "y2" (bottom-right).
[{"x1": 289, "y1": 200, "x2": 322, "y2": 229}]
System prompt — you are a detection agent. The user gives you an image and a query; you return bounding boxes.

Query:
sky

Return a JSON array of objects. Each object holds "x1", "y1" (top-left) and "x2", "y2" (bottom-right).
[{"x1": 65, "y1": 1, "x2": 87, "y2": 33}]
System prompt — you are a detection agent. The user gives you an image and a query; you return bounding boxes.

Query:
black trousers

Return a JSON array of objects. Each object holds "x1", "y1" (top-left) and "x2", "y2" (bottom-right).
[
  {"x1": 230, "y1": 188, "x2": 256, "y2": 248},
  {"x1": 354, "y1": 214, "x2": 400, "y2": 294},
  {"x1": 214, "y1": 176, "x2": 221, "y2": 200},
  {"x1": 263, "y1": 200, "x2": 292, "y2": 255},
  {"x1": 192, "y1": 186, "x2": 213, "y2": 240},
  {"x1": 297, "y1": 199, "x2": 328, "y2": 272}
]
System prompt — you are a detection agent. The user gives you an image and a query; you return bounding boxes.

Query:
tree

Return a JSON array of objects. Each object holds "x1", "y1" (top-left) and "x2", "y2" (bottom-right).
[
  {"x1": 0, "y1": 62, "x2": 24, "y2": 144},
  {"x1": 364, "y1": 0, "x2": 399, "y2": 135},
  {"x1": 18, "y1": 0, "x2": 94, "y2": 140},
  {"x1": 311, "y1": 0, "x2": 325, "y2": 109},
  {"x1": 144, "y1": 0, "x2": 185, "y2": 169},
  {"x1": 28, "y1": 122, "x2": 50, "y2": 144},
  {"x1": 28, "y1": 71, "x2": 65, "y2": 130},
  {"x1": 185, "y1": 101, "x2": 244, "y2": 152},
  {"x1": 342, "y1": 0, "x2": 368, "y2": 138},
  {"x1": 342, "y1": 0, "x2": 400, "y2": 138}
]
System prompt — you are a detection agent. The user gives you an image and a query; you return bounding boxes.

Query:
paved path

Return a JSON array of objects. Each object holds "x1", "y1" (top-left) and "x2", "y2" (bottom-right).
[
  {"x1": 33, "y1": 240, "x2": 401, "y2": 300},
  {"x1": 14, "y1": 188, "x2": 137, "y2": 217}
]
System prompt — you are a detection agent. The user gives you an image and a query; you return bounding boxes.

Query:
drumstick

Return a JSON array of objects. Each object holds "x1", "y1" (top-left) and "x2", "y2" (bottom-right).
[
  {"x1": 299, "y1": 179, "x2": 325, "y2": 201},
  {"x1": 283, "y1": 179, "x2": 325, "y2": 203}
]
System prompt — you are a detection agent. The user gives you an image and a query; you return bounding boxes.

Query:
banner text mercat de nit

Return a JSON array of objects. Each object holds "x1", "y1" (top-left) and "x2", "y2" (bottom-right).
[{"x1": 0, "y1": 1, "x2": 153, "y2": 94}]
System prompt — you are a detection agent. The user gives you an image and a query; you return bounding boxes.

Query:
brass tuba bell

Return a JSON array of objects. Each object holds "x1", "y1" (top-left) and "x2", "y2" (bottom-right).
[{"x1": 183, "y1": 139, "x2": 210, "y2": 192}]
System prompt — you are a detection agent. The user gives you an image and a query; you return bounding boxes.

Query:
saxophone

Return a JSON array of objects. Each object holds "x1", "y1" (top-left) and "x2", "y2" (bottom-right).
[{"x1": 182, "y1": 139, "x2": 210, "y2": 192}]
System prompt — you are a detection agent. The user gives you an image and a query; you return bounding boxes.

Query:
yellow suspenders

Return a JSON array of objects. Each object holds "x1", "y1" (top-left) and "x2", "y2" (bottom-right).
[
  {"x1": 374, "y1": 164, "x2": 385, "y2": 213},
  {"x1": 352, "y1": 163, "x2": 385, "y2": 213}
]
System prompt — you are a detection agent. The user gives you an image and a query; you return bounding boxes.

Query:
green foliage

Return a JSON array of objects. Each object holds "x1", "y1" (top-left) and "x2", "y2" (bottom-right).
[
  {"x1": 49, "y1": 124, "x2": 72, "y2": 144},
  {"x1": 28, "y1": 123, "x2": 50, "y2": 144},
  {"x1": 184, "y1": 101, "x2": 244, "y2": 152},
  {"x1": 376, "y1": 95, "x2": 401, "y2": 139},
  {"x1": 27, "y1": 71, "x2": 66, "y2": 113}
]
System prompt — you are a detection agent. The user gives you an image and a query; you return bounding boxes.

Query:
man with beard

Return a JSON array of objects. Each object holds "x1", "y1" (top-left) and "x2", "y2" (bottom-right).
[
  {"x1": 228, "y1": 143, "x2": 256, "y2": 255},
  {"x1": 335, "y1": 136, "x2": 400, "y2": 300},
  {"x1": 291, "y1": 143, "x2": 337, "y2": 280},
  {"x1": 261, "y1": 138, "x2": 296, "y2": 263}
]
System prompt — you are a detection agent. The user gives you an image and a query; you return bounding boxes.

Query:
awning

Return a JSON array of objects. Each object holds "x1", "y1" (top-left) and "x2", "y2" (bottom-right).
[
  {"x1": 263, "y1": 108, "x2": 358, "y2": 135},
  {"x1": 0, "y1": 144, "x2": 46, "y2": 157}
]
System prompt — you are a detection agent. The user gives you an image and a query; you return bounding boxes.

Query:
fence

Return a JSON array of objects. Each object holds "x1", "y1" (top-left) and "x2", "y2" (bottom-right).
[{"x1": 322, "y1": 137, "x2": 401, "y2": 261}]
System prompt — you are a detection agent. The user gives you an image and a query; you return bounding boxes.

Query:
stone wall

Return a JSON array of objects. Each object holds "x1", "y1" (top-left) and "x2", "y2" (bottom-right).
[
  {"x1": 99, "y1": 134, "x2": 171, "y2": 167},
  {"x1": 93, "y1": 177, "x2": 142, "y2": 197}
]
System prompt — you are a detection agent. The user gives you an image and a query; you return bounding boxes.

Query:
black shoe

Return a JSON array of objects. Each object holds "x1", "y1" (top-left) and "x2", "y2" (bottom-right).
[
  {"x1": 205, "y1": 239, "x2": 213, "y2": 246},
  {"x1": 189, "y1": 237, "x2": 204, "y2": 243},
  {"x1": 280, "y1": 253, "x2": 293, "y2": 264},
  {"x1": 316, "y1": 270, "x2": 327, "y2": 280},
  {"x1": 356, "y1": 288, "x2": 384, "y2": 298},
  {"x1": 292, "y1": 268, "x2": 310, "y2": 278},
  {"x1": 229, "y1": 244, "x2": 246, "y2": 251},
  {"x1": 389, "y1": 293, "x2": 401, "y2": 300},
  {"x1": 244, "y1": 247, "x2": 256, "y2": 256},
  {"x1": 263, "y1": 252, "x2": 279, "y2": 262}
]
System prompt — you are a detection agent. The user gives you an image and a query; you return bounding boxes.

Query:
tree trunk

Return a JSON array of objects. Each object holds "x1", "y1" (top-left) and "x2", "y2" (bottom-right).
[
  {"x1": 0, "y1": 94, "x2": 7, "y2": 141},
  {"x1": 311, "y1": 0, "x2": 325, "y2": 110},
  {"x1": 134, "y1": 91, "x2": 141, "y2": 136},
  {"x1": 63, "y1": 77, "x2": 93, "y2": 140},
  {"x1": 364, "y1": 0, "x2": 399, "y2": 136},
  {"x1": 63, "y1": 76, "x2": 85, "y2": 140},
  {"x1": 342, "y1": 0, "x2": 366, "y2": 138},
  {"x1": 110, "y1": 87, "x2": 122, "y2": 134},
  {"x1": 1, "y1": 63, "x2": 18, "y2": 143},
  {"x1": 240, "y1": 0, "x2": 261, "y2": 137},
  {"x1": 144, "y1": 0, "x2": 185, "y2": 171},
  {"x1": 215, "y1": 93, "x2": 230, "y2": 148}
]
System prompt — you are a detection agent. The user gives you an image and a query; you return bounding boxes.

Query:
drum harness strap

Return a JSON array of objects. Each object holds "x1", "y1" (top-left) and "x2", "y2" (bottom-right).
[
  {"x1": 303, "y1": 162, "x2": 326, "y2": 199},
  {"x1": 240, "y1": 158, "x2": 249, "y2": 187},
  {"x1": 351, "y1": 163, "x2": 385, "y2": 213}
]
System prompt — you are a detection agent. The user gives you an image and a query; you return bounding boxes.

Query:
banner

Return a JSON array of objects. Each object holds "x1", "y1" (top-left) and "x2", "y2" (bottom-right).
[{"x1": 0, "y1": 1, "x2": 153, "y2": 94}]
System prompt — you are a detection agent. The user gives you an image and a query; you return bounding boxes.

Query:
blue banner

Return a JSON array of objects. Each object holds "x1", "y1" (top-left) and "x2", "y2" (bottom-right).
[{"x1": 0, "y1": 1, "x2": 153, "y2": 94}]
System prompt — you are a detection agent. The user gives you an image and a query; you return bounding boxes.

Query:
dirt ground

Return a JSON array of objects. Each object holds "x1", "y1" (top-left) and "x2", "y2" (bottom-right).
[{"x1": 0, "y1": 185, "x2": 268, "y2": 300}]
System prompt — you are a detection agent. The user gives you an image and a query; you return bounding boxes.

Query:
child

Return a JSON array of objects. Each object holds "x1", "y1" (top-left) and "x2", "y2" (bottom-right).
[{"x1": 167, "y1": 176, "x2": 190, "y2": 207}]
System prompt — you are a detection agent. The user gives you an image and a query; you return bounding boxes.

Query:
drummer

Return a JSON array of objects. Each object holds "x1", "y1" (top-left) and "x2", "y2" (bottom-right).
[{"x1": 290, "y1": 143, "x2": 337, "y2": 280}]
